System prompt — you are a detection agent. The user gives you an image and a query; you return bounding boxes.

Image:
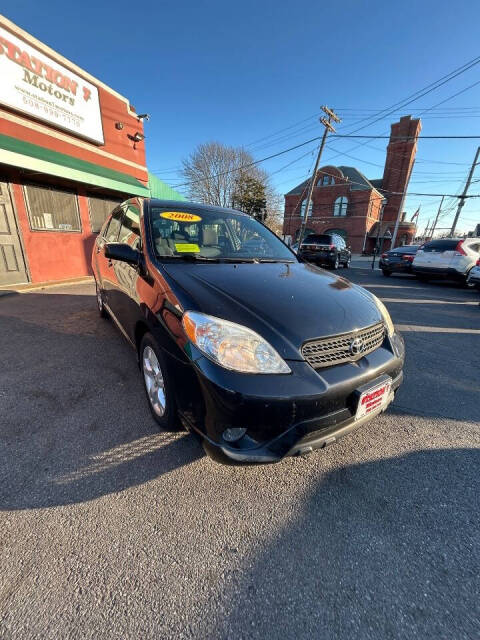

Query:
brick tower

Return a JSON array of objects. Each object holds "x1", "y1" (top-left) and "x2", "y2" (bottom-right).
[{"x1": 381, "y1": 115, "x2": 421, "y2": 224}]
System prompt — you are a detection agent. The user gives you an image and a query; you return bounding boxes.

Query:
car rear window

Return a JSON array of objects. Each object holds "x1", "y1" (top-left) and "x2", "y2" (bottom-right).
[
  {"x1": 422, "y1": 239, "x2": 458, "y2": 253},
  {"x1": 392, "y1": 245, "x2": 419, "y2": 254},
  {"x1": 302, "y1": 234, "x2": 332, "y2": 244}
]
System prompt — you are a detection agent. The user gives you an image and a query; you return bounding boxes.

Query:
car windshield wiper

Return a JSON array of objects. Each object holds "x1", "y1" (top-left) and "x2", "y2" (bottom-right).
[{"x1": 255, "y1": 258, "x2": 296, "y2": 263}]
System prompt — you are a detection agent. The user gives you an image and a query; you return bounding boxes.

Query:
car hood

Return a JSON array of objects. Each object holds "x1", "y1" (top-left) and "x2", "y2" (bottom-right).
[{"x1": 162, "y1": 261, "x2": 382, "y2": 360}]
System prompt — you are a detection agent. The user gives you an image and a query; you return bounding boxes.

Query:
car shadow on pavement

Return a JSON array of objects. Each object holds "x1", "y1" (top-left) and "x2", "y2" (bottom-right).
[
  {"x1": 0, "y1": 291, "x2": 204, "y2": 511},
  {"x1": 198, "y1": 447, "x2": 480, "y2": 640}
]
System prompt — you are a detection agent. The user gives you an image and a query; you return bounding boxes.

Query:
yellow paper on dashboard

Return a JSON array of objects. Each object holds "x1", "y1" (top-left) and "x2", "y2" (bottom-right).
[{"x1": 175, "y1": 243, "x2": 200, "y2": 253}]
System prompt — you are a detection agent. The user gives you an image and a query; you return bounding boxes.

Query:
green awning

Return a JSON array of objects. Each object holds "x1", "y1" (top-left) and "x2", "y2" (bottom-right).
[
  {"x1": 0, "y1": 133, "x2": 150, "y2": 197},
  {"x1": 148, "y1": 171, "x2": 186, "y2": 201}
]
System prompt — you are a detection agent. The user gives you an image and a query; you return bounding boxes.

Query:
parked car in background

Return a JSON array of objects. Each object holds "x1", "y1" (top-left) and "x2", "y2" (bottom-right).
[
  {"x1": 412, "y1": 238, "x2": 480, "y2": 284},
  {"x1": 298, "y1": 233, "x2": 351, "y2": 269},
  {"x1": 379, "y1": 245, "x2": 420, "y2": 277},
  {"x1": 92, "y1": 199, "x2": 404, "y2": 464},
  {"x1": 466, "y1": 259, "x2": 480, "y2": 290}
]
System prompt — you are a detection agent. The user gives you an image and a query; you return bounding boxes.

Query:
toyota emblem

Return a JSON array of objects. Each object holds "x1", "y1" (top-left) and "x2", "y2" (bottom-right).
[{"x1": 350, "y1": 337, "x2": 364, "y2": 356}]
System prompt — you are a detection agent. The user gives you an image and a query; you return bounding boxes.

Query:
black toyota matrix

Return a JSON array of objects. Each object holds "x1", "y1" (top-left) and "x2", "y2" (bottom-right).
[{"x1": 92, "y1": 198, "x2": 404, "y2": 464}]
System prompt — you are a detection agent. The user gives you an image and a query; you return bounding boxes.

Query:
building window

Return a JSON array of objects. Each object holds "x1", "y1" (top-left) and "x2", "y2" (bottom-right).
[
  {"x1": 318, "y1": 174, "x2": 335, "y2": 186},
  {"x1": 300, "y1": 199, "x2": 313, "y2": 218},
  {"x1": 88, "y1": 194, "x2": 123, "y2": 233},
  {"x1": 24, "y1": 184, "x2": 81, "y2": 232},
  {"x1": 334, "y1": 196, "x2": 348, "y2": 216}
]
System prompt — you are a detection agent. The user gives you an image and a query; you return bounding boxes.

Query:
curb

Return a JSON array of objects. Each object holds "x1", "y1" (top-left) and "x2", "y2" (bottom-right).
[{"x1": 0, "y1": 276, "x2": 94, "y2": 296}]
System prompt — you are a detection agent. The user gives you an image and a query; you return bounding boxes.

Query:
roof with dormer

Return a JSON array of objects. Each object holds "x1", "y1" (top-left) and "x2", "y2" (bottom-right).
[{"x1": 286, "y1": 165, "x2": 381, "y2": 196}]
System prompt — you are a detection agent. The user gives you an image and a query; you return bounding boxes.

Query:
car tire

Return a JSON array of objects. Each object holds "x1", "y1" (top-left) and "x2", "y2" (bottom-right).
[
  {"x1": 140, "y1": 333, "x2": 181, "y2": 431},
  {"x1": 332, "y1": 256, "x2": 339, "y2": 270},
  {"x1": 96, "y1": 282, "x2": 109, "y2": 319},
  {"x1": 382, "y1": 269, "x2": 392, "y2": 277},
  {"x1": 416, "y1": 274, "x2": 429, "y2": 282}
]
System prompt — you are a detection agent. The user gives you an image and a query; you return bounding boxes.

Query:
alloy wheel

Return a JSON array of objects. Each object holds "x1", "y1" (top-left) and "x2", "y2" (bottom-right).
[{"x1": 142, "y1": 345, "x2": 166, "y2": 417}]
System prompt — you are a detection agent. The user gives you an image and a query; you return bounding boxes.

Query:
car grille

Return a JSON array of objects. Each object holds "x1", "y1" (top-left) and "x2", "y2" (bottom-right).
[{"x1": 302, "y1": 322, "x2": 385, "y2": 369}]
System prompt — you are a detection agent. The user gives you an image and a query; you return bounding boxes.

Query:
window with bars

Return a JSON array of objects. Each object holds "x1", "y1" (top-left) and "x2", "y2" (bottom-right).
[
  {"x1": 24, "y1": 184, "x2": 81, "y2": 232},
  {"x1": 88, "y1": 194, "x2": 123, "y2": 233}
]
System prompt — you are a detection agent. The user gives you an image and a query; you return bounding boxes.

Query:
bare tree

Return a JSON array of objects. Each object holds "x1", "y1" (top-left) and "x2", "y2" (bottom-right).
[{"x1": 182, "y1": 140, "x2": 284, "y2": 233}]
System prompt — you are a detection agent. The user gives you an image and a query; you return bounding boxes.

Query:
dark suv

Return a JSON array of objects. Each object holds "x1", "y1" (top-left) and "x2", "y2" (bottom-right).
[
  {"x1": 92, "y1": 198, "x2": 404, "y2": 464},
  {"x1": 298, "y1": 233, "x2": 351, "y2": 269}
]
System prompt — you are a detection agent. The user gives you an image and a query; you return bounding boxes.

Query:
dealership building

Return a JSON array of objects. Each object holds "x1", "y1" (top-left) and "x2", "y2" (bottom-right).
[{"x1": 0, "y1": 15, "x2": 183, "y2": 287}]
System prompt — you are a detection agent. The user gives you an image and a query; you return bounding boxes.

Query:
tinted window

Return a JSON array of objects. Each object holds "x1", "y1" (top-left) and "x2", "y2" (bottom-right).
[
  {"x1": 150, "y1": 207, "x2": 294, "y2": 261},
  {"x1": 104, "y1": 207, "x2": 123, "y2": 242},
  {"x1": 118, "y1": 202, "x2": 141, "y2": 248},
  {"x1": 423, "y1": 239, "x2": 458, "y2": 253},
  {"x1": 302, "y1": 234, "x2": 332, "y2": 245}
]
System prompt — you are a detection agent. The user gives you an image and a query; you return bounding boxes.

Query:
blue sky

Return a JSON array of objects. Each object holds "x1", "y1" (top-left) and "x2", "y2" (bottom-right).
[{"x1": 3, "y1": 0, "x2": 480, "y2": 232}]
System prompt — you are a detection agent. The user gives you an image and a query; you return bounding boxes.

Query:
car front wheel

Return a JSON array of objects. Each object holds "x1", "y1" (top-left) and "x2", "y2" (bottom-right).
[
  {"x1": 332, "y1": 256, "x2": 339, "y2": 270},
  {"x1": 382, "y1": 269, "x2": 392, "y2": 277},
  {"x1": 140, "y1": 333, "x2": 180, "y2": 431}
]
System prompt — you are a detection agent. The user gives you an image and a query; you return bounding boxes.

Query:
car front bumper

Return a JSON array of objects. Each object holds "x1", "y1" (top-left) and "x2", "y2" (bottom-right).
[{"x1": 182, "y1": 332, "x2": 405, "y2": 464}]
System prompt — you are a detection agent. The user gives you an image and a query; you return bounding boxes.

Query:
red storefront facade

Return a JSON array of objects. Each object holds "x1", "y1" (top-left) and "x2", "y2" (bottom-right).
[{"x1": 0, "y1": 15, "x2": 150, "y2": 286}]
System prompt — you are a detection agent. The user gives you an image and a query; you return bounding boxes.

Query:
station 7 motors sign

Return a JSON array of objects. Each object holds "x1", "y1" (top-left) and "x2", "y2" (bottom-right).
[{"x1": 0, "y1": 25, "x2": 104, "y2": 144}]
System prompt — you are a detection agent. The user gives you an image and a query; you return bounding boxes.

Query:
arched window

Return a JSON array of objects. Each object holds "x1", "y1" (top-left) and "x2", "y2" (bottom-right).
[
  {"x1": 334, "y1": 196, "x2": 348, "y2": 216},
  {"x1": 325, "y1": 228, "x2": 347, "y2": 241},
  {"x1": 300, "y1": 199, "x2": 313, "y2": 219}
]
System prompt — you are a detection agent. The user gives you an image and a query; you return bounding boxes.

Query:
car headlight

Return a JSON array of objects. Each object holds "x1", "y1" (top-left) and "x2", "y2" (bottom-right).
[
  {"x1": 182, "y1": 311, "x2": 291, "y2": 374},
  {"x1": 371, "y1": 294, "x2": 395, "y2": 337}
]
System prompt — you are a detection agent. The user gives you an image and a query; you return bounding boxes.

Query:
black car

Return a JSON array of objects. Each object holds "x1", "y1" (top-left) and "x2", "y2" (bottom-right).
[
  {"x1": 92, "y1": 199, "x2": 404, "y2": 464},
  {"x1": 379, "y1": 245, "x2": 420, "y2": 276},
  {"x1": 298, "y1": 233, "x2": 351, "y2": 269}
]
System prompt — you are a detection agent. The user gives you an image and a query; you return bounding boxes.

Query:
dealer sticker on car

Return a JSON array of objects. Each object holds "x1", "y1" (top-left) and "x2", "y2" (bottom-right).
[{"x1": 356, "y1": 378, "x2": 392, "y2": 420}]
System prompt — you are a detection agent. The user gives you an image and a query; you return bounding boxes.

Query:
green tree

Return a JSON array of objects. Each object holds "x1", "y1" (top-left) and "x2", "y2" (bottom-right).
[{"x1": 232, "y1": 173, "x2": 267, "y2": 220}]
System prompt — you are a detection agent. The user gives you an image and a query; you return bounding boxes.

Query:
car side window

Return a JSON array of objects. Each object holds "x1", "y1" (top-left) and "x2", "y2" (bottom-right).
[
  {"x1": 118, "y1": 202, "x2": 141, "y2": 249},
  {"x1": 104, "y1": 207, "x2": 124, "y2": 243}
]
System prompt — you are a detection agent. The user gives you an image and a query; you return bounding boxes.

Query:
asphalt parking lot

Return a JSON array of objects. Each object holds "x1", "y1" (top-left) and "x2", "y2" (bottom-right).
[{"x1": 0, "y1": 266, "x2": 479, "y2": 639}]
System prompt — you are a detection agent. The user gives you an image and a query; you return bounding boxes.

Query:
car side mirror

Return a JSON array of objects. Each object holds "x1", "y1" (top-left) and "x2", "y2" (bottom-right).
[{"x1": 105, "y1": 242, "x2": 140, "y2": 266}]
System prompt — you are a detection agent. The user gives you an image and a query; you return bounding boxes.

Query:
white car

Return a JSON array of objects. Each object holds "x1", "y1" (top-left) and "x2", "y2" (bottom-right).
[
  {"x1": 412, "y1": 238, "x2": 480, "y2": 284},
  {"x1": 467, "y1": 260, "x2": 480, "y2": 290}
]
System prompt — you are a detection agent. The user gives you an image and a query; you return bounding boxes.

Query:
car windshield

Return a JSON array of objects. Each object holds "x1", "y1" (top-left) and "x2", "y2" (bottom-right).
[{"x1": 150, "y1": 206, "x2": 295, "y2": 262}]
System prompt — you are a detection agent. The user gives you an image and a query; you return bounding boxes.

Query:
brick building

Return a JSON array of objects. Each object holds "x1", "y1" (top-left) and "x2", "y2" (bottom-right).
[{"x1": 283, "y1": 115, "x2": 422, "y2": 252}]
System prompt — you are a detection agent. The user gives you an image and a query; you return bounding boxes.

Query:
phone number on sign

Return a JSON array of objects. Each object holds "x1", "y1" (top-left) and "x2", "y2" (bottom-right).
[{"x1": 22, "y1": 95, "x2": 82, "y2": 128}]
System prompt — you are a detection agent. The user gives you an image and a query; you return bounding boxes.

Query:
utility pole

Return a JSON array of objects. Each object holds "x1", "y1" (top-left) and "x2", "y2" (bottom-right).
[
  {"x1": 371, "y1": 197, "x2": 388, "y2": 270},
  {"x1": 297, "y1": 106, "x2": 341, "y2": 248},
  {"x1": 423, "y1": 219, "x2": 431, "y2": 242},
  {"x1": 450, "y1": 146, "x2": 480, "y2": 237},
  {"x1": 429, "y1": 195, "x2": 444, "y2": 239}
]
